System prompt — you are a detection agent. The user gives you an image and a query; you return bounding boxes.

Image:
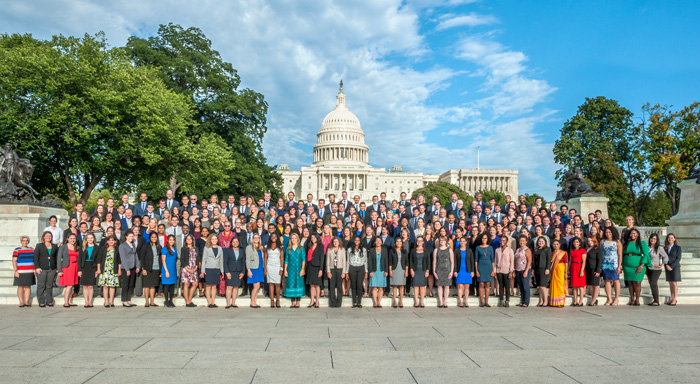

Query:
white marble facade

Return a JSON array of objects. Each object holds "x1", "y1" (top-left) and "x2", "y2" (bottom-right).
[{"x1": 277, "y1": 83, "x2": 518, "y2": 201}]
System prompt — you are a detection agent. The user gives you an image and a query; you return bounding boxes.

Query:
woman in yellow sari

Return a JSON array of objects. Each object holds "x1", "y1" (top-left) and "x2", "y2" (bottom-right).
[{"x1": 547, "y1": 239, "x2": 569, "y2": 307}]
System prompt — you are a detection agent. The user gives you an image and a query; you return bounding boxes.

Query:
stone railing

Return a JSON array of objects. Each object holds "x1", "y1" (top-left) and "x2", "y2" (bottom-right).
[{"x1": 617, "y1": 226, "x2": 667, "y2": 242}]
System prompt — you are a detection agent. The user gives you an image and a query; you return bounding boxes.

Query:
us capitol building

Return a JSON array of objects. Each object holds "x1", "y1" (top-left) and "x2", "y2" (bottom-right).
[{"x1": 277, "y1": 82, "x2": 518, "y2": 201}]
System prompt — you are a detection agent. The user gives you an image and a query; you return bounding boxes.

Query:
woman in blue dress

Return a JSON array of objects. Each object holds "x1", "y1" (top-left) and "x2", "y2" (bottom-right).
[
  {"x1": 475, "y1": 233, "x2": 495, "y2": 307},
  {"x1": 368, "y1": 236, "x2": 388, "y2": 308},
  {"x1": 245, "y1": 233, "x2": 265, "y2": 308},
  {"x1": 284, "y1": 232, "x2": 306, "y2": 308},
  {"x1": 160, "y1": 235, "x2": 178, "y2": 308},
  {"x1": 455, "y1": 238, "x2": 474, "y2": 308}
]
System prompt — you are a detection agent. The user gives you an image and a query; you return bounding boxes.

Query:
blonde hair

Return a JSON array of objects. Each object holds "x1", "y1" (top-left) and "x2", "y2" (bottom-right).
[
  {"x1": 20, "y1": 235, "x2": 30, "y2": 243},
  {"x1": 205, "y1": 233, "x2": 218, "y2": 248},
  {"x1": 82, "y1": 233, "x2": 97, "y2": 251}
]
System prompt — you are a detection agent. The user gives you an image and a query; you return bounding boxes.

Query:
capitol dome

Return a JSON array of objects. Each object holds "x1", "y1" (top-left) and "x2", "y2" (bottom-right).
[{"x1": 313, "y1": 81, "x2": 370, "y2": 165}]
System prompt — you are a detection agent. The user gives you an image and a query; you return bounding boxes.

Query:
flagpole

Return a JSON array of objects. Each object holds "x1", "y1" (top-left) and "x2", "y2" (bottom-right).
[{"x1": 477, "y1": 146, "x2": 480, "y2": 169}]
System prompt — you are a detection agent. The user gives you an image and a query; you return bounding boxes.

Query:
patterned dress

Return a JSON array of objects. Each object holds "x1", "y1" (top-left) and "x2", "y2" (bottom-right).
[
  {"x1": 180, "y1": 247, "x2": 199, "y2": 284},
  {"x1": 602, "y1": 240, "x2": 620, "y2": 281},
  {"x1": 98, "y1": 250, "x2": 119, "y2": 287},
  {"x1": 218, "y1": 231, "x2": 234, "y2": 248},
  {"x1": 284, "y1": 245, "x2": 305, "y2": 298}
]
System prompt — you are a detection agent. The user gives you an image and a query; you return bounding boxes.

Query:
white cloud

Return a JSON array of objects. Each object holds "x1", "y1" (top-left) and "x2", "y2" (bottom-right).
[{"x1": 436, "y1": 13, "x2": 497, "y2": 30}]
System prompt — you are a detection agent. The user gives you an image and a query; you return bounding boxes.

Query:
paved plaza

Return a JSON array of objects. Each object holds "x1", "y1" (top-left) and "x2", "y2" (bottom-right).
[{"x1": 1, "y1": 304, "x2": 699, "y2": 383}]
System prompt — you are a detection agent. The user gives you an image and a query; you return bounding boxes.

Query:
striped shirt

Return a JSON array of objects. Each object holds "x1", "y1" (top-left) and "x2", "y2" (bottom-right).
[{"x1": 13, "y1": 247, "x2": 35, "y2": 274}]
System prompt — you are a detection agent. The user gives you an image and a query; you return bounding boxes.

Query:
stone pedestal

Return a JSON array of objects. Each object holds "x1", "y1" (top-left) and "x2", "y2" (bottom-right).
[
  {"x1": 666, "y1": 179, "x2": 700, "y2": 254},
  {"x1": 553, "y1": 194, "x2": 610, "y2": 221},
  {"x1": 0, "y1": 204, "x2": 69, "y2": 261}
]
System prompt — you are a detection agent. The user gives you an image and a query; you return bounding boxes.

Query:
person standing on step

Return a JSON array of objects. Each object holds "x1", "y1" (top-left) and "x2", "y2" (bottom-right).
[
  {"x1": 34, "y1": 231, "x2": 57, "y2": 307},
  {"x1": 200, "y1": 233, "x2": 224, "y2": 308},
  {"x1": 77, "y1": 233, "x2": 99, "y2": 308},
  {"x1": 160, "y1": 235, "x2": 178, "y2": 307},
  {"x1": 494, "y1": 235, "x2": 514, "y2": 308},
  {"x1": 57, "y1": 234, "x2": 79, "y2": 308},
  {"x1": 325, "y1": 236, "x2": 346, "y2": 308},
  {"x1": 12, "y1": 235, "x2": 35, "y2": 308},
  {"x1": 118, "y1": 232, "x2": 140, "y2": 307}
]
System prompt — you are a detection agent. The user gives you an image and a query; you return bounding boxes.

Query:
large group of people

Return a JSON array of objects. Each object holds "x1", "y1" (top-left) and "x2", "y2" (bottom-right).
[{"x1": 11, "y1": 189, "x2": 683, "y2": 309}]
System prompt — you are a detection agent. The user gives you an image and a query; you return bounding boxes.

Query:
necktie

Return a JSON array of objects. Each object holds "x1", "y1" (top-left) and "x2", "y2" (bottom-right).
[
  {"x1": 141, "y1": 202, "x2": 145, "y2": 211},
  {"x1": 167, "y1": 200, "x2": 171, "y2": 209},
  {"x1": 248, "y1": 233, "x2": 252, "y2": 243},
  {"x1": 173, "y1": 227, "x2": 177, "y2": 236}
]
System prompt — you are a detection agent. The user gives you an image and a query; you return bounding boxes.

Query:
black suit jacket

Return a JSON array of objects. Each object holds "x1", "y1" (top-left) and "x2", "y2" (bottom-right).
[
  {"x1": 308, "y1": 244, "x2": 325, "y2": 268},
  {"x1": 409, "y1": 248, "x2": 430, "y2": 271},
  {"x1": 667, "y1": 245, "x2": 682, "y2": 269},
  {"x1": 389, "y1": 248, "x2": 409, "y2": 271},
  {"x1": 224, "y1": 247, "x2": 246, "y2": 275},
  {"x1": 454, "y1": 248, "x2": 475, "y2": 273},
  {"x1": 139, "y1": 243, "x2": 162, "y2": 271}
]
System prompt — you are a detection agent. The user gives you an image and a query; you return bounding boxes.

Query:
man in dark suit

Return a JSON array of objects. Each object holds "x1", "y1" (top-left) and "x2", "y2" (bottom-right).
[
  {"x1": 305, "y1": 193, "x2": 318, "y2": 213},
  {"x1": 185, "y1": 194, "x2": 200, "y2": 214},
  {"x1": 120, "y1": 208, "x2": 134, "y2": 230},
  {"x1": 583, "y1": 213, "x2": 596, "y2": 237},
  {"x1": 378, "y1": 192, "x2": 388, "y2": 210},
  {"x1": 409, "y1": 207, "x2": 421, "y2": 229},
  {"x1": 156, "y1": 200, "x2": 167, "y2": 220},
  {"x1": 357, "y1": 202, "x2": 367, "y2": 222},
  {"x1": 317, "y1": 199, "x2": 329, "y2": 222},
  {"x1": 501, "y1": 194, "x2": 513, "y2": 214},
  {"x1": 366, "y1": 210, "x2": 380, "y2": 230},
  {"x1": 70, "y1": 202, "x2": 85, "y2": 220},
  {"x1": 542, "y1": 216, "x2": 555, "y2": 239},
  {"x1": 367, "y1": 195, "x2": 380, "y2": 215},
  {"x1": 398, "y1": 192, "x2": 410, "y2": 207},
  {"x1": 120, "y1": 193, "x2": 134, "y2": 213},
  {"x1": 377, "y1": 204, "x2": 390, "y2": 221},
  {"x1": 352, "y1": 195, "x2": 362, "y2": 213},
  {"x1": 286, "y1": 191, "x2": 296, "y2": 211},
  {"x1": 90, "y1": 197, "x2": 105, "y2": 215},
  {"x1": 334, "y1": 203, "x2": 348, "y2": 223},
  {"x1": 339, "y1": 191, "x2": 351, "y2": 212},
  {"x1": 255, "y1": 218, "x2": 269, "y2": 247},
  {"x1": 164, "y1": 189, "x2": 179, "y2": 211},
  {"x1": 238, "y1": 195, "x2": 250, "y2": 219},
  {"x1": 474, "y1": 193, "x2": 487, "y2": 209},
  {"x1": 133, "y1": 192, "x2": 150, "y2": 218},
  {"x1": 445, "y1": 193, "x2": 460, "y2": 216}
]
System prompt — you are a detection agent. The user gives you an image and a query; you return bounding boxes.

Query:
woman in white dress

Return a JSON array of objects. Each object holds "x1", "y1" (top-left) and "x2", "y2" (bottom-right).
[{"x1": 264, "y1": 232, "x2": 284, "y2": 308}]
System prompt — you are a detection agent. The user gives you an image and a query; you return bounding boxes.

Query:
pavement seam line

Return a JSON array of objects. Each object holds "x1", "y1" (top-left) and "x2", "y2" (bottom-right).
[
  {"x1": 32, "y1": 349, "x2": 66, "y2": 367},
  {"x1": 81, "y1": 368, "x2": 105, "y2": 384},
  {"x1": 579, "y1": 310, "x2": 603, "y2": 317},
  {"x1": 585, "y1": 348, "x2": 621, "y2": 364},
  {"x1": 330, "y1": 351, "x2": 334, "y2": 369},
  {"x1": 387, "y1": 337, "x2": 397, "y2": 351},
  {"x1": 4, "y1": 336, "x2": 36, "y2": 350},
  {"x1": 461, "y1": 350, "x2": 481, "y2": 368},
  {"x1": 499, "y1": 311, "x2": 513, "y2": 318},
  {"x1": 182, "y1": 351, "x2": 199, "y2": 369},
  {"x1": 501, "y1": 336, "x2": 524, "y2": 350},
  {"x1": 432, "y1": 326, "x2": 445, "y2": 338},
  {"x1": 468, "y1": 318, "x2": 482, "y2": 327},
  {"x1": 265, "y1": 338, "x2": 271, "y2": 351},
  {"x1": 250, "y1": 368, "x2": 258, "y2": 384},
  {"x1": 552, "y1": 366, "x2": 583, "y2": 383},
  {"x1": 407, "y1": 368, "x2": 419, "y2": 383},
  {"x1": 132, "y1": 337, "x2": 153, "y2": 351},
  {"x1": 533, "y1": 325, "x2": 557, "y2": 336},
  {"x1": 629, "y1": 324, "x2": 662, "y2": 335}
]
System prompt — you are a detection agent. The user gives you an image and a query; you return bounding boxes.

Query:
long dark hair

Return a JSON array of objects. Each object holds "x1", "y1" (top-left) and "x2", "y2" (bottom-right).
[
  {"x1": 604, "y1": 226, "x2": 620, "y2": 242},
  {"x1": 623, "y1": 228, "x2": 641, "y2": 252},
  {"x1": 648, "y1": 233, "x2": 661, "y2": 253}
]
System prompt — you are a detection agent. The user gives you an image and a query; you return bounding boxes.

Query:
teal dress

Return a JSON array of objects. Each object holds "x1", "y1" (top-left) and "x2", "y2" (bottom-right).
[
  {"x1": 284, "y1": 245, "x2": 305, "y2": 298},
  {"x1": 475, "y1": 246, "x2": 495, "y2": 283},
  {"x1": 370, "y1": 250, "x2": 386, "y2": 288},
  {"x1": 161, "y1": 247, "x2": 178, "y2": 285}
]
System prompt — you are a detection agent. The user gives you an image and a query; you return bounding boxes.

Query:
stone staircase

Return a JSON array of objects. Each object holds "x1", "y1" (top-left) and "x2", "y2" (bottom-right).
[{"x1": 1, "y1": 254, "x2": 699, "y2": 307}]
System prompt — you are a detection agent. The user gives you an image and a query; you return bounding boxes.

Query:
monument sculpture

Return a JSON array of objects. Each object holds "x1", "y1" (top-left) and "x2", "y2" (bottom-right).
[
  {"x1": 0, "y1": 143, "x2": 39, "y2": 203},
  {"x1": 688, "y1": 161, "x2": 700, "y2": 184},
  {"x1": 555, "y1": 167, "x2": 594, "y2": 202}
]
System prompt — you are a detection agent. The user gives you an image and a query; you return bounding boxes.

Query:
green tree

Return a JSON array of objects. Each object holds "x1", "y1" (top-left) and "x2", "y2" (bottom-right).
[
  {"x1": 553, "y1": 96, "x2": 656, "y2": 224},
  {"x1": 639, "y1": 190, "x2": 673, "y2": 227},
  {"x1": 523, "y1": 193, "x2": 547, "y2": 208},
  {"x1": 477, "y1": 189, "x2": 505, "y2": 206},
  {"x1": 125, "y1": 23, "x2": 281, "y2": 197},
  {"x1": 412, "y1": 182, "x2": 472, "y2": 208},
  {"x1": 643, "y1": 102, "x2": 700, "y2": 215},
  {"x1": 0, "y1": 33, "x2": 194, "y2": 206},
  {"x1": 585, "y1": 155, "x2": 633, "y2": 224}
]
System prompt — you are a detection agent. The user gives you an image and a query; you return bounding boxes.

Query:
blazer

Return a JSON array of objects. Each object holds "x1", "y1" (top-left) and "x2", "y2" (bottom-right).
[
  {"x1": 201, "y1": 246, "x2": 224, "y2": 272},
  {"x1": 223, "y1": 247, "x2": 246, "y2": 275},
  {"x1": 389, "y1": 247, "x2": 409, "y2": 271},
  {"x1": 586, "y1": 246, "x2": 603, "y2": 273},
  {"x1": 140, "y1": 242, "x2": 163, "y2": 271},
  {"x1": 667, "y1": 245, "x2": 682, "y2": 270},
  {"x1": 245, "y1": 244, "x2": 263, "y2": 270},
  {"x1": 367, "y1": 246, "x2": 389, "y2": 273},
  {"x1": 164, "y1": 200, "x2": 179, "y2": 210},
  {"x1": 308, "y1": 244, "x2": 325, "y2": 268},
  {"x1": 454, "y1": 248, "x2": 475, "y2": 273},
  {"x1": 179, "y1": 246, "x2": 201, "y2": 270},
  {"x1": 325, "y1": 248, "x2": 347, "y2": 273},
  {"x1": 96, "y1": 246, "x2": 121, "y2": 273},
  {"x1": 33, "y1": 242, "x2": 57, "y2": 270},
  {"x1": 57, "y1": 244, "x2": 80, "y2": 270},
  {"x1": 409, "y1": 248, "x2": 431, "y2": 272},
  {"x1": 133, "y1": 201, "x2": 151, "y2": 218},
  {"x1": 118, "y1": 241, "x2": 140, "y2": 270},
  {"x1": 78, "y1": 245, "x2": 101, "y2": 268},
  {"x1": 533, "y1": 247, "x2": 552, "y2": 270}
]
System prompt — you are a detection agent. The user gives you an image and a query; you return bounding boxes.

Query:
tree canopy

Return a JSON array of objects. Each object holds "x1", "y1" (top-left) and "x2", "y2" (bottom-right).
[
  {"x1": 0, "y1": 33, "x2": 194, "y2": 205},
  {"x1": 412, "y1": 182, "x2": 472, "y2": 207},
  {"x1": 125, "y1": 23, "x2": 281, "y2": 198}
]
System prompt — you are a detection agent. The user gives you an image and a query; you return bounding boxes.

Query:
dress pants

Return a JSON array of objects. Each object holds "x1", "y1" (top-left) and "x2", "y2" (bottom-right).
[
  {"x1": 515, "y1": 270, "x2": 530, "y2": 306},
  {"x1": 646, "y1": 269, "x2": 662, "y2": 303},
  {"x1": 328, "y1": 268, "x2": 343, "y2": 308},
  {"x1": 348, "y1": 265, "x2": 364, "y2": 306},
  {"x1": 497, "y1": 273, "x2": 511, "y2": 301},
  {"x1": 120, "y1": 268, "x2": 136, "y2": 302},
  {"x1": 36, "y1": 269, "x2": 56, "y2": 305}
]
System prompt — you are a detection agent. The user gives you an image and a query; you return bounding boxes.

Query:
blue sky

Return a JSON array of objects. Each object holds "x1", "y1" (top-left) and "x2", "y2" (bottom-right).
[{"x1": 3, "y1": 0, "x2": 699, "y2": 200}]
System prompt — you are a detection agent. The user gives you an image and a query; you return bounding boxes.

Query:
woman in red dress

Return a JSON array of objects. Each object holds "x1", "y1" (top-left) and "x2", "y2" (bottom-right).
[
  {"x1": 569, "y1": 236, "x2": 587, "y2": 307},
  {"x1": 57, "y1": 234, "x2": 80, "y2": 307}
]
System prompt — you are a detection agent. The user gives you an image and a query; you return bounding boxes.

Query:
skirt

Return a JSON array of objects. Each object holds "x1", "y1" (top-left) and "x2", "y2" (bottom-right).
[
  {"x1": 534, "y1": 268, "x2": 549, "y2": 288},
  {"x1": 569, "y1": 262, "x2": 586, "y2": 288},
  {"x1": 142, "y1": 269, "x2": 161, "y2": 287},
  {"x1": 13, "y1": 273, "x2": 35, "y2": 286},
  {"x1": 602, "y1": 268, "x2": 619, "y2": 281},
  {"x1": 267, "y1": 257, "x2": 282, "y2": 284},
  {"x1": 666, "y1": 267, "x2": 681, "y2": 282},
  {"x1": 369, "y1": 269, "x2": 386, "y2": 288},
  {"x1": 476, "y1": 261, "x2": 493, "y2": 283},
  {"x1": 226, "y1": 271, "x2": 241, "y2": 287},
  {"x1": 307, "y1": 265, "x2": 322, "y2": 286},
  {"x1": 204, "y1": 268, "x2": 221, "y2": 285},
  {"x1": 79, "y1": 259, "x2": 97, "y2": 286},
  {"x1": 585, "y1": 266, "x2": 601, "y2": 286}
]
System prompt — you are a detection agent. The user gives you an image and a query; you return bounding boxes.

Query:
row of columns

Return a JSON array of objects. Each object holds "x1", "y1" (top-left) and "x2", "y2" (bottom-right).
[
  {"x1": 461, "y1": 175, "x2": 511, "y2": 193},
  {"x1": 314, "y1": 147, "x2": 367, "y2": 162},
  {"x1": 319, "y1": 173, "x2": 365, "y2": 192}
]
